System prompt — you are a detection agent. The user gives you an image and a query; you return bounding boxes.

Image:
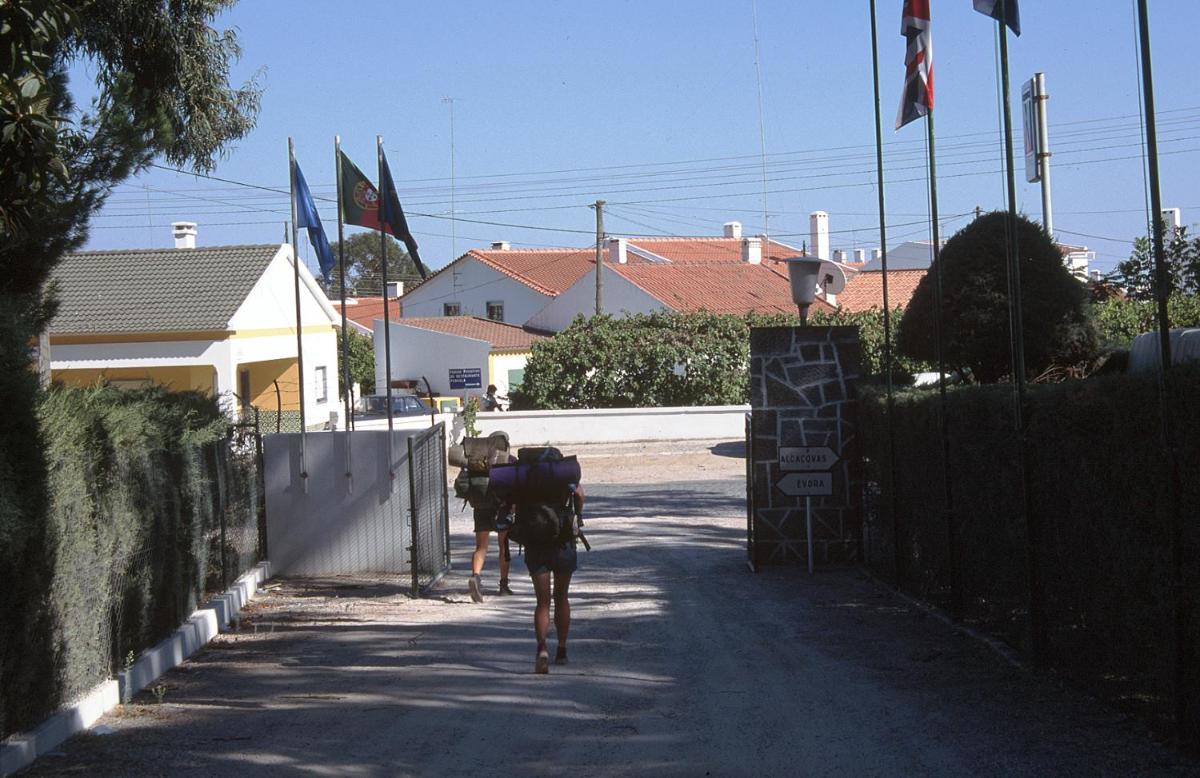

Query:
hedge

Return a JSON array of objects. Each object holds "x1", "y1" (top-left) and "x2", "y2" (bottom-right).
[
  {"x1": 0, "y1": 385, "x2": 260, "y2": 738},
  {"x1": 860, "y1": 367, "x2": 1200, "y2": 740}
]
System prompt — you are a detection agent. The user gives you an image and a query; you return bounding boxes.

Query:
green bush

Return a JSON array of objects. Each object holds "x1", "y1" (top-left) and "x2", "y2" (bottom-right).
[
  {"x1": 512, "y1": 309, "x2": 924, "y2": 410},
  {"x1": 1093, "y1": 293, "x2": 1200, "y2": 349},
  {"x1": 0, "y1": 384, "x2": 257, "y2": 738}
]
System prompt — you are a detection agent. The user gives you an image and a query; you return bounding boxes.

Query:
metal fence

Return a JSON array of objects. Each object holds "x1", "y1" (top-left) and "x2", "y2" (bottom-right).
[
  {"x1": 407, "y1": 424, "x2": 451, "y2": 595},
  {"x1": 262, "y1": 425, "x2": 450, "y2": 596}
]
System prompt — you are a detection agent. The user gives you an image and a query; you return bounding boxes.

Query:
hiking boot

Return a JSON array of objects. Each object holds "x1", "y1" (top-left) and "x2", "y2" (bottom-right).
[
  {"x1": 555, "y1": 647, "x2": 568, "y2": 666},
  {"x1": 498, "y1": 579, "x2": 514, "y2": 596},
  {"x1": 468, "y1": 574, "x2": 484, "y2": 603},
  {"x1": 535, "y1": 649, "x2": 550, "y2": 674}
]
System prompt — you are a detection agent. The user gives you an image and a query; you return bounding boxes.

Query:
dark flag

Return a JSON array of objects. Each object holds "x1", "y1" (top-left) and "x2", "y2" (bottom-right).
[
  {"x1": 338, "y1": 150, "x2": 429, "y2": 280},
  {"x1": 291, "y1": 159, "x2": 335, "y2": 283},
  {"x1": 896, "y1": 0, "x2": 933, "y2": 129},
  {"x1": 973, "y1": 0, "x2": 1020, "y2": 36},
  {"x1": 378, "y1": 149, "x2": 429, "y2": 280}
]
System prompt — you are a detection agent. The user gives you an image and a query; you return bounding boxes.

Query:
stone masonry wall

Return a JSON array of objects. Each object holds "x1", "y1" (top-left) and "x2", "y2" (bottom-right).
[{"x1": 749, "y1": 326, "x2": 863, "y2": 566}]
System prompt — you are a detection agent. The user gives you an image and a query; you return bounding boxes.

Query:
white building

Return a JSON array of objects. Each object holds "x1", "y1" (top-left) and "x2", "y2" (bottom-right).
[
  {"x1": 397, "y1": 244, "x2": 601, "y2": 324},
  {"x1": 47, "y1": 223, "x2": 341, "y2": 427},
  {"x1": 374, "y1": 316, "x2": 545, "y2": 399}
]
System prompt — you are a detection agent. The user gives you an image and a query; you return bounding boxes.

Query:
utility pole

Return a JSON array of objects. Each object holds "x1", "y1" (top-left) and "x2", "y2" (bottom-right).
[{"x1": 593, "y1": 200, "x2": 605, "y2": 315}]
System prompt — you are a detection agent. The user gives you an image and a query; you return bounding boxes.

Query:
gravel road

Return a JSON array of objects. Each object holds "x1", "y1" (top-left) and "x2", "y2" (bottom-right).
[{"x1": 21, "y1": 440, "x2": 1198, "y2": 776}]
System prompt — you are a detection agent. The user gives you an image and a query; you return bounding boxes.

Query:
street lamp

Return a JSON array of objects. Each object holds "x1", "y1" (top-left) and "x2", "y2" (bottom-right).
[{"x1": 782, "y1": 256, "x2": 824, "y2": 324}]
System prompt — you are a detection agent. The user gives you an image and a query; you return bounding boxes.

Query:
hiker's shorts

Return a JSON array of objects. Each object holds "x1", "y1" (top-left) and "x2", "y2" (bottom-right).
[
  {"x1": 524, "y1": 541, "x2": 577, "y2": 577},
  {"x1": 473, "y1": 505, "x2": 510, "y2": 533}
]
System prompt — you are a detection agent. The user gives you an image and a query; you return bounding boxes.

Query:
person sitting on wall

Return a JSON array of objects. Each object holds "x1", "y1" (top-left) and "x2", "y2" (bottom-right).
[{"x1": 482, "y1": 384, "x2": 507, "y2": 412}]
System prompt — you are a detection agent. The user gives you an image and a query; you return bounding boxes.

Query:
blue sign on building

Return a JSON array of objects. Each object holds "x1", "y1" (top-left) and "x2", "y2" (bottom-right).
[{"x1": 449, "y1": 367, "x2": 482, "y2": 390}]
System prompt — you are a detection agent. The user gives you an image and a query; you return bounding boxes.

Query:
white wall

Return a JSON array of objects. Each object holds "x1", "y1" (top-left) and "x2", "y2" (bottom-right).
[
  {"x1": 373, "y1": 320, "x2": 491, "y2": 396},
  {"x1": 525, "y1": 264, "x2": 665, "y2": 332},
  {"x1": 462, "y1": 405, "x2": 749, "y2": 446},
  {"x1": 399, "y1": 255, "x2": 551, "y2": 324},
  {"x1": 228, "y1": 246, "x2": 338, "y2": 332}
]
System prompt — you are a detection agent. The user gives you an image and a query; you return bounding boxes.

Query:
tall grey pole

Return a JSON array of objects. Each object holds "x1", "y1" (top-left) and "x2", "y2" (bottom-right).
[
  {"x1": 1034, "y1": 73, "x2": 1053, "y2": 236},
  {"x1": 594, "y1": 200, "x2": 605, "y2": 315},
  {"x1": 925, "y1": 108, "x2": 962, "y2": 623},
  {"x1": 377, "y1": 136, "x2": 396, "y2": 475},
  {"x1": 996, "y1": 0, "x2": 1044, "y2": 663},
  {"x1": 869, "y1": 0, "x2": 902, "y2": 589},
  {"x1": 287, "y1": 137, "x2": 308, "y2": 487},
  {"x1": 335, "y1": 136, "x2": 353, "y2": 484},
  {"x1": 1136, "y1": 0, "x2": 1192, "y2": 747}
]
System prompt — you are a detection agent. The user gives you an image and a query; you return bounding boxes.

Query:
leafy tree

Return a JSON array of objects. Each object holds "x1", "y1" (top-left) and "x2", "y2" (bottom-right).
[
  {"x1": 1093, "y1": 293, "x2": 1200, "y2": 349},
  {"x1": 897, "y1": 211, "x2": 1097, "y2": 383},
  {"x1": 337, "y1": 330, "x2": 375, "y2": 396},
  {"x1": 1107, "y1": 225, "x2": 1200, "y2": 301},
  {"x1": 328, "y1": 232, "x2": 424, "y2": 297}
]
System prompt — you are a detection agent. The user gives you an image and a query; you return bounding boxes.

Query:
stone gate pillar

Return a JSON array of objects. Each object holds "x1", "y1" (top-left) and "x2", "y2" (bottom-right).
[{"x1": 748, "y1": 325, "x2": 863, "y2": 567}]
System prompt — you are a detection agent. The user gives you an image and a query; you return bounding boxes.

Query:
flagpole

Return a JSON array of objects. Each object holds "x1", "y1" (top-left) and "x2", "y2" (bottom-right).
[
  {"x1": 1135, "y1": 0, "x2": 1191, "y2": 746},
  {"x1": 335, "y1": 136, "x2": 353, "y2": 485},
  {"x1": 288, "y1": 137, "x2": 309, "y2": 488},
  {"x1": 997, "y1": 0, "x2": 1026, "y2": 395},
  {"x1": 868, "y1": 0, "x2": 902, "y2": 590},
  {"x1": 924, "y1": 105, "x2": 962, "y2": 623},
  {"x1": 993, "y1": 0, "x2": 1044, "y2": 663},
  {"x1": 377, "y1": 135, "x2": 396, "y2": 475}
]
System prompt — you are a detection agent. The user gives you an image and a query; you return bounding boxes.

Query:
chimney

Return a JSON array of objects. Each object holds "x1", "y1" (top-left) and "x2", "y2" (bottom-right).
[
  {"x1": 723, "y1": 221, "x2": 743, "y2": 239},
  {"x1": 1162, "y1": 208, "x2": 1182, "y2": 232},
  {"x1": 608, "y1": 237, "x2": 628, "y2": 264},
  {"x1": 386, "y1": 281, "x2": 403, "y2": 298},
  {"x1": 809, "y1": 211, "x2": 830, "y2": 260},
  {"x1": 172, "y1": 221, "x2": 197, "y2": 249},
  {"x1": 741, "y1": 236, "x2": 762, "y2": 265},
  {"x1": 832, "y1": 249, "x2": 847, "y2": 263},
  {"x1": 491, "y1": 240, "x2": 511, "y2": 250},
  {"x1": 853, "y1": 249, "x2": 866, "y2": 264},
  {"x1": 872, "y1": 248, "x2": 883, "y2": 261}
]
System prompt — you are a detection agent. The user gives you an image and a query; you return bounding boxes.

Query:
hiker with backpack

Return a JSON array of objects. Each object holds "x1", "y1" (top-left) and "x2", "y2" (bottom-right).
[
  {"x1": 487, "y1": 446, "x2": 587, "y2": 673},
  {"x1": 449, "y1": 431, "x2": 517, "y2": 602}
]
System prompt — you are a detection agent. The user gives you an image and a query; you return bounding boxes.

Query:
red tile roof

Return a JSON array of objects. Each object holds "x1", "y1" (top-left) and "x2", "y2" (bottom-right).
[
  {"x1": 626, "y1": 237, "x2": 805, "y2": 265},
  {"x1": 466, "y1": 247, "x2": 602, "y2": 296},
  {"x1": 611, "y1": 262, "x2": 835, "y2": 316},
  {"x1": 396, "y1": 316, "x2": 545, "y2": 351},
  {"x1": 835, "y1": 269, "x2": 927, "y2": 313},
  {"x1": 332, "y1": 297, "x2": 401, "y2": 333}
]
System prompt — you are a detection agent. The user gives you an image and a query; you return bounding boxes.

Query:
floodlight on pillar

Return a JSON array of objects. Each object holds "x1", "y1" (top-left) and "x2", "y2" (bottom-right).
[{"x1": 783, "y1": 256, "x2": 823, "y2": 324}]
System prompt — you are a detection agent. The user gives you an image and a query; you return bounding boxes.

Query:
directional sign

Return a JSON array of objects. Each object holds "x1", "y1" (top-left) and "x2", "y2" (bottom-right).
[
  {"x1": 776, "y1": 472, "x2": 833, "y2": 497},
  {"x1": 779, "y1": 446, "x2": 838, "y2": 471},
  {"x1": 449, "y1": 367, "x2": 482, "y2": 390}
]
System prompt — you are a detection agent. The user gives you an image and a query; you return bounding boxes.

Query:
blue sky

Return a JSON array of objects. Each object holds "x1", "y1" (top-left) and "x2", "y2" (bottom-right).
[{"x1": 79, "y1": 1, "x2": 1200, "y2": 282}]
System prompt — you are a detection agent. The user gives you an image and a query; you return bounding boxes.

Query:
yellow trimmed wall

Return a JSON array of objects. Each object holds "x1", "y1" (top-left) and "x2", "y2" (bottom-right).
[
  {"x1": 53, "y1": 365, "x2": 214, "y2": 393},
  {"x1": 240, "y1": 358, "x2": 301, "y2": 411}
]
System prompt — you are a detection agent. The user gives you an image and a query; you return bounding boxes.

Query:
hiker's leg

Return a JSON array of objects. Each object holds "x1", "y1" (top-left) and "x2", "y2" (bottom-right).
[
  {"x1": 497, "y1": 530, "x2": 510, "y2": 582},
  {"x1": 531, "y1": 571, "x2": 552, "y2": 649},
  {"x1": 471, "y1": 530, "x2": 490, "y2": 576},
  {"x1": 552, "y1": 572, "x2": 572, "y2": 651}
]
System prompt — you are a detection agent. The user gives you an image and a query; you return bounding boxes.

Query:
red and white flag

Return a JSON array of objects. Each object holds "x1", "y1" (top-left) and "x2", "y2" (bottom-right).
[{"x1": 896, "y1": 0, "x2": 933, "y2": 130}]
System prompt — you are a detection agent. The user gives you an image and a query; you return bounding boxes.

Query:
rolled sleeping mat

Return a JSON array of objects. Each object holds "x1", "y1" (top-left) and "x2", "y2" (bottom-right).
[
  {"x1": 488, "y1": 456, "x2": 581, "y2": 501},
  {"x1": 447, "y1": 444, "x2": 468, "y2": 469}
]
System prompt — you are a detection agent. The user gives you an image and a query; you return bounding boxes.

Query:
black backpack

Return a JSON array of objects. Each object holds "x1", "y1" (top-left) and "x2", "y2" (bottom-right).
[{"x1": 505, "y1": 447, "x2": 576, "y2": 547}]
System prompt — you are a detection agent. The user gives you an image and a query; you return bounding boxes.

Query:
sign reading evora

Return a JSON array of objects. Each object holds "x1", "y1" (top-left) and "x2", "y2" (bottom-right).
[{"x1": 778, "y1": 446, "x2": 838, "y2": 471}]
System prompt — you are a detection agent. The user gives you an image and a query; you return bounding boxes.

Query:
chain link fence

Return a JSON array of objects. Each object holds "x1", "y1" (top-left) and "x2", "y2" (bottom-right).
[{"x1": 407, "y1": 424, "x2": 451, "y2": 595}]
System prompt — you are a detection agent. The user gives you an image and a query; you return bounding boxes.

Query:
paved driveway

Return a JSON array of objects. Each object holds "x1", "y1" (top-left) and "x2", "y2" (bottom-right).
[{"x1": 21, "y1": 441, "x2": 1198, "y2": 776}]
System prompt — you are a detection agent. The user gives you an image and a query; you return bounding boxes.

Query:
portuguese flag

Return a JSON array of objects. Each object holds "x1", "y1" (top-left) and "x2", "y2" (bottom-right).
[{"x1": 338, "y1": 150, "x2": 429, "y2": 279}]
